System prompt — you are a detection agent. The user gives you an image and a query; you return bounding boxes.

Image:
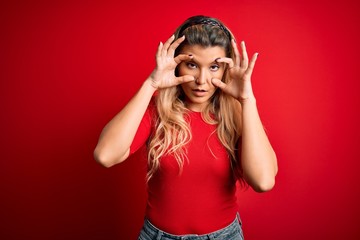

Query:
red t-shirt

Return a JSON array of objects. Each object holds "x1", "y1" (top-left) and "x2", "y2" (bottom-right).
[{"x1": 130, "y1": 106, "x2": 238, "y2": 235}]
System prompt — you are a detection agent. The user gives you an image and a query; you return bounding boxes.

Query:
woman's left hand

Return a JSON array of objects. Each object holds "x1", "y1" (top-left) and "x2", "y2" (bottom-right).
[{"x1": 211, "y1": 39, "x2": 258, "y2": 103}]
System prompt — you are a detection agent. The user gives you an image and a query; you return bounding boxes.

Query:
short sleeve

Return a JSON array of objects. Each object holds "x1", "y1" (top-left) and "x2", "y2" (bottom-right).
[{"x1": 129, "y1": 105, "x2": 155, "y2": 155}]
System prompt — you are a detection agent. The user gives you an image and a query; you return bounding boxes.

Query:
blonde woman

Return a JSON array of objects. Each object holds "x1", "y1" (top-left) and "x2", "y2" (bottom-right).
[{"x1": 94, "y1": 15, "x2": 278, "y2": 240}]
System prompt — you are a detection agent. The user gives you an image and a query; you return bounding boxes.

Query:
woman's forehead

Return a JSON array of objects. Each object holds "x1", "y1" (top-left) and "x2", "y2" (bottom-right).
[{"x1": 180, "y1": 45, "x2": 226, "y2": 63}]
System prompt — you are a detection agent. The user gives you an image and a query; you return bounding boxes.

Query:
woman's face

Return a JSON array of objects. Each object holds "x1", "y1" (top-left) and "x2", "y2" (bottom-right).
[{"x1": 178, "y1": 45, "x2": 226, "y2": 112}]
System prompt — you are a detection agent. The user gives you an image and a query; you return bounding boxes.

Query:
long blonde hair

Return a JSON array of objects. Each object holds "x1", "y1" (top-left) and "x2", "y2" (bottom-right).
[{"x1": 147, "y1": 16, "x2": 244, "y2": 184}]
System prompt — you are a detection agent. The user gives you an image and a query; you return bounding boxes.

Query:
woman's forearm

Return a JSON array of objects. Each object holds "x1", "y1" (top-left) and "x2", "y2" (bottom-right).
[
  {"x1": 240, "y1": 97, "x2": 278, "y2": 192},
  {"x1": 94, "y1": 79, "x2": 156, "y2": 167}
]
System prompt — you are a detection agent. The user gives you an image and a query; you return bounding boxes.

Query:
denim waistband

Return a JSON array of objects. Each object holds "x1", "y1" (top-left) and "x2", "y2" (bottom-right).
[{"x1": 139, "y1": 213, "x2": 242, "y2": 240}]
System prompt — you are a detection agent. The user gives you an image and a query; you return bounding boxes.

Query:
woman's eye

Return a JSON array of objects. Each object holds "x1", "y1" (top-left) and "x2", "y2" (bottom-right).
[
  {"x1": 186, "y1": 62, "x2": 197, "y2": 69},
  {"x1": 210, "y1": 65, "x2": 220, "y2": 71}
]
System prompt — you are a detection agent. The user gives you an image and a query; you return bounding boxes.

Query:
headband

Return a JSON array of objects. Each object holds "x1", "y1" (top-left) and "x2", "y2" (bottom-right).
[{"x1": 178, "y1": 18, "x2": 232, "y2": 40}]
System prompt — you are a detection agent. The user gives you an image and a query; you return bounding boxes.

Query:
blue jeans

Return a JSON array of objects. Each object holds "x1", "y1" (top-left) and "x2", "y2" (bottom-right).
[{"x1": 138, "y1": 213, "x2": 244, "y2": 240}]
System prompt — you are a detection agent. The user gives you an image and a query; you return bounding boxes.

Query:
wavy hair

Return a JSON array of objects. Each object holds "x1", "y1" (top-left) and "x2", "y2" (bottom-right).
[{"x1": 147, "y1": 15, "x2": 245, "y2": 185}]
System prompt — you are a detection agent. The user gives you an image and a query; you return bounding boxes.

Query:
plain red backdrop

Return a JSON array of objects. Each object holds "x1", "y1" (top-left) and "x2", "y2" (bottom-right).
[{"x1": 1, "y1": 0, "x2": 359, "y2": 239}]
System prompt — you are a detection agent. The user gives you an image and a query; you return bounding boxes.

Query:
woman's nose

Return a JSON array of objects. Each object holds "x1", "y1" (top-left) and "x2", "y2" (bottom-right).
[{"x1": 195, "y1": 70, "x2": 208, "y2": 85}]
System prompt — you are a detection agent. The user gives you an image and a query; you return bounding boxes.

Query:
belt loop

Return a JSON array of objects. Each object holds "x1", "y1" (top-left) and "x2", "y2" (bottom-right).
[
  {"x1": 207, "y1": 235, "x2": 216, "y2": 240},
  {"x1": 156, "y1": 230, "x2": 163, "y2": 240}
]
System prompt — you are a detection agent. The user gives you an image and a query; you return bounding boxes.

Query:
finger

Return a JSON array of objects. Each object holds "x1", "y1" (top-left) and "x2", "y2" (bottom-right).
[
  {"x1": 216, "y1": 57, "x2": 235, "y2": 69},
  {"x1": 168, "y1": 35, "x2": 186, "y2": 56},
  {"x1": 240, "y1": 41, "x2": 249, "y2": 68},
  {"x1": 245, "y1": 53, "x2": 258, "y2": 76},
  {"x1": 174, "y1": 53, "x2": 193, "y2": 64},
  {"x1": 162, "y1": 35, "x2": 175, "y2": 56},
  {"x1": 211, "y1": 78, "x2": 227, "y2": 90},
  {"x1": 156, "y1": 41, "x2": 163, "y2": 60},
  {"x1": 231, "y1": 39, "x2": 241, "y2": 67},
  {"x1": 176, "y1": 75, "x2": 195, "y2": 84}
]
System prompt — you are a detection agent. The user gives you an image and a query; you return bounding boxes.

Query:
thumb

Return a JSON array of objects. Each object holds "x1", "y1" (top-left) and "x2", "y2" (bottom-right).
[
  {"x1": 177, "y1": 75, "x2": 195, "y2": 84},
  {"x1": 211, "y1": 78, "x2": 227, "y2": 90}
]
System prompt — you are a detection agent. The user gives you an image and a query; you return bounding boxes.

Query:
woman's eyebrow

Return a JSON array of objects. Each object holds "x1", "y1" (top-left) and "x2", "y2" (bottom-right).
[{"x1": 186, "y1": 57, "x2": 223, "y2": 65}]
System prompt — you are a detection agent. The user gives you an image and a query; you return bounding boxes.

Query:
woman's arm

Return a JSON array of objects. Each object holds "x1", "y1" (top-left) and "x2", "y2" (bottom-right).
[
  {"x1": 94, "y1": 35, "x2": 195, "y2": 167},
  {"x1": 240, "y1": 98, "x2": 278, "y2": 192},
  {"x1": 212, "y1": 40, "x2": 278, "y2": 192}
]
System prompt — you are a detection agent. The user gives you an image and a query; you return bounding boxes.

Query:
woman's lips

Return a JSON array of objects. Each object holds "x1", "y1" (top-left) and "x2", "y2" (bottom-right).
[{"x1": 192, "y1": 89, "x2": 207, "y2": 97}]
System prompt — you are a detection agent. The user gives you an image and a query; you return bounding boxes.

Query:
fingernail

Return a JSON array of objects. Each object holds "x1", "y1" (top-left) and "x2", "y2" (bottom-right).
[{"x1": 215, "y1": 57, "x2": 221, "y2": 62}]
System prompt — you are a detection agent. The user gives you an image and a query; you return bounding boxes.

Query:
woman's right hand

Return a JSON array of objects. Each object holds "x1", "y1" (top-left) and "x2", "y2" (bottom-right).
[{"x1": 149, "y1": 35, "x2": 195, "y2": 89}]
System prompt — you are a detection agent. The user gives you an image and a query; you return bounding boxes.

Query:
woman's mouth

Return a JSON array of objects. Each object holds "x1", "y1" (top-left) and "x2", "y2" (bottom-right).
[{"x1": 192, "y1": 89, "x2": 207, "y2": 97}]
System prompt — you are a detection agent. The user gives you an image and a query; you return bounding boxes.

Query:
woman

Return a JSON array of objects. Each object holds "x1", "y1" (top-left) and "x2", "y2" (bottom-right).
[{"x1": 94, "y1": 15, "x2": 278, "y2": 240}]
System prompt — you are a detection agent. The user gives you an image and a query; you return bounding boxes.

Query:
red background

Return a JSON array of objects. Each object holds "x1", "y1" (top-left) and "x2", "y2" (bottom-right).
[{"x1": 1, "y1": 0, "x2": 360, "y2": 239}]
